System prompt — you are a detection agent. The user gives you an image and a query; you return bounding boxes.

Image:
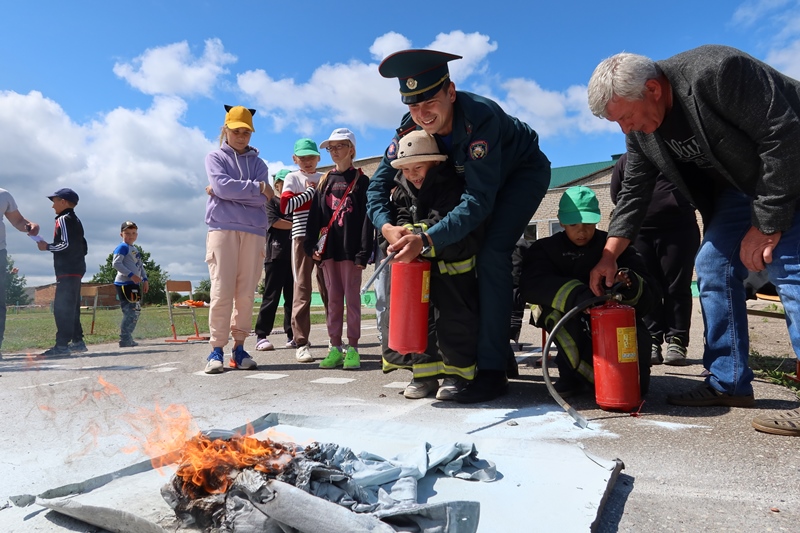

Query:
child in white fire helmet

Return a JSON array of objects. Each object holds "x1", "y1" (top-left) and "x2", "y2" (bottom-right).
[{"x1": 384, "y1": 130, "x2": 483, "y2": 401}]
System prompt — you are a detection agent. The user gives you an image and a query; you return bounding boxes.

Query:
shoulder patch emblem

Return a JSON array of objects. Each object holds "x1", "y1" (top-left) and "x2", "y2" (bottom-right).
[
  {"x1": 387, "y1": 139, "x2": 398, "y2": 160},
  {"x1": 469, "y1": 140, "x2": 488, "y2": 160}
]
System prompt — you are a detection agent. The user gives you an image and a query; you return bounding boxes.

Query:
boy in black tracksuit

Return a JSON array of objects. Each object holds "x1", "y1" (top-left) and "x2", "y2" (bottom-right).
[
  {"x1": 254, "y1": 169, "x2": 294, "y2": 350},
  {"x1": 384, "y1": 130, "x2": 483, "y2": 401},
  {"x1": 37, "y1": 188, "x2": 88, "y2": 356},
  {"x1": 520, "y1": 187, "x2": 653, "y2": 397}
]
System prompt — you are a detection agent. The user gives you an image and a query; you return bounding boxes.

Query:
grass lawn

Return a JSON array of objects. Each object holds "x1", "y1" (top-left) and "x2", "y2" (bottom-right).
[{"x1": 2, "y1": 305, "x2": 332, "y2": 353}]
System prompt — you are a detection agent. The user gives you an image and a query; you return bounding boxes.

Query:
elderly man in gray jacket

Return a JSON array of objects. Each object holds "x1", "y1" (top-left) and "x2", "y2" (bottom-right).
[{"x1": 587, "y1": 45, "x2": 800, "y2": 437}]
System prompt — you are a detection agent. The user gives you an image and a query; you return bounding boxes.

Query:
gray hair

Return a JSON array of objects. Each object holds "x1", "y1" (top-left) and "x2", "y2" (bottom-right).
[{"x1": 587, "y1": 52, "x2": 661, "y2": 118}]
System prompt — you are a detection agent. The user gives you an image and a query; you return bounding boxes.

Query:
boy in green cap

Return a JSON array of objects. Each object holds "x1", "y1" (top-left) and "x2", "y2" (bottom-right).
[
  {"x1": 281, "y1": 139, "x2": 325, "y2": 362},
  {"x1": 255, "y1": 169, "x2": 294, "y2": 351},
  {"x1": 519, "y1": 186, "x2": 654, "y2": 398}
]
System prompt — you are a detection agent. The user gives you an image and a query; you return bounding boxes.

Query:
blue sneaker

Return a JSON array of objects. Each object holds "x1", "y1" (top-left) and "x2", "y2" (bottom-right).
[
  {"x1": 204, "y1": 347, "x2": 224, "y2": 374},
  {"x1": 230, "y1": 345, "x2": 257, "y2": 370}
]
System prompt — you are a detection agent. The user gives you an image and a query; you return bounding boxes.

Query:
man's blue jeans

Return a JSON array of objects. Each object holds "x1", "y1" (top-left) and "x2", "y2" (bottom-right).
[{"x1": 696, "y1": 188, "x2": 800, "y2": 395}]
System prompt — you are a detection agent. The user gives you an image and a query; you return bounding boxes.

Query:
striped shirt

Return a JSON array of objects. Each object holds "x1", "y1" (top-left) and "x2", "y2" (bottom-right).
[{"x1": 280, "y1": 170, "x2": 321, "y2": 239}]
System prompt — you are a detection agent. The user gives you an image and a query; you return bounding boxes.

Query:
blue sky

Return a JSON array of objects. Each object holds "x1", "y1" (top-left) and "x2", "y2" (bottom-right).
[{"x1": 2, "y1": 0, "x2": 800, "y2": 288}]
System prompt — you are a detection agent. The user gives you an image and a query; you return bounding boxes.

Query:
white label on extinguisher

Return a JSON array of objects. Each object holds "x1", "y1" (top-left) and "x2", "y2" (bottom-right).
[
  {"x1": 616, "y1": 327, "x2": 638, "y2": 362},
  {"x1": 421, "y1": 270, "x2": 430, "y2": 303}
]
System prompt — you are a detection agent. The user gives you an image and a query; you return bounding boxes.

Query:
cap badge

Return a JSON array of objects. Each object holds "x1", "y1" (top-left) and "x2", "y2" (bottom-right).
[{"x1": 406, "y1": 78, "x2": 418, "y2": 90}]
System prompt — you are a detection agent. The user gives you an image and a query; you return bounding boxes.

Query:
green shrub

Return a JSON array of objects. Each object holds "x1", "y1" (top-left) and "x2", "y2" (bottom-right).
[{"x1": 192, "y1": 291, "x2": 210, "y2": 303}]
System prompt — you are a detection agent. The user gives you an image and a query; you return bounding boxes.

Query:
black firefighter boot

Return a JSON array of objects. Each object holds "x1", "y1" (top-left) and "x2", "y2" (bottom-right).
[{"x1": 455, "y1": 369, "x2": 509, "y2": 404}]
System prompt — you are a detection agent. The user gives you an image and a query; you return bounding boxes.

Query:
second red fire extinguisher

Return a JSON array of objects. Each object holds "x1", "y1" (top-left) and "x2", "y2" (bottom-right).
[{"x1": 590, "y1": 300, "x2": 641, "y2": 412}]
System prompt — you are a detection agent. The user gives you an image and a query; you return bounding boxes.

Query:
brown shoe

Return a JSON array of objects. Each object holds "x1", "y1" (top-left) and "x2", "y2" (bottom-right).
[
  {"x1": 752, "y1": 409, "x2": 800, "y2": 436},
  {"x1": 667, "y1": 383, "x2": 755, "y2": 407}
]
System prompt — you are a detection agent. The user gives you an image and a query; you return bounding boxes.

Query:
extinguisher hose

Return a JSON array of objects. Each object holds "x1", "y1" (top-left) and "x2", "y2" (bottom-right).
[{"x1": 541, "y1": 292, "x2": 622, "y2": 429}]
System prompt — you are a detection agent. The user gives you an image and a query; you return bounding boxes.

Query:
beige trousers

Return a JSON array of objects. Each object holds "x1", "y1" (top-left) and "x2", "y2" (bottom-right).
[
  {"x1": 291, "y1": 237, "x2": 315, "y2": 346},
  {"x1": 206, "y1": 230, "x2": 266, "y2": 348}
]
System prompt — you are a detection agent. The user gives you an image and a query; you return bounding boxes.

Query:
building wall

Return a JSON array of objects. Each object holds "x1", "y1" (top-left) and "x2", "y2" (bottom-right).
[
  {"x1": 34, "y1": 283, "x2": 119, "y2": 308},
  {"x1": 527, "y1": 167, "x2": 704, "y2": 242},
  {"x1": 528, "y1": 168, "x2": 615, "y2": 240}
]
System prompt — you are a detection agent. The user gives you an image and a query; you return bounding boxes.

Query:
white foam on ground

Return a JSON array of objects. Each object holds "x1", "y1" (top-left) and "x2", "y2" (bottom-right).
[
  {"x1": 311, "y1": 377, "x2": 355, "y2": 384},
  {"x1": 462, "y1": 406, "x2": 616, "y2": 441},
  {"x1": 639, "y1": 419, "x2": 711, "y2": 431}
]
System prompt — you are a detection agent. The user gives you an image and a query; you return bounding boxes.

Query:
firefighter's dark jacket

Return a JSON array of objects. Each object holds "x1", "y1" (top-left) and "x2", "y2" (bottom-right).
[
  {"x1": 391, "y1": 162, "x2": 483, "y2": 269},
  {"x1": 368, "y1": 91, "x2": 549, "y2": 250},
  {"x1": 46, "y1": 208, "x2": 87, "y2": 276},
  {"x1": 520, "y1": 230, "x2": 654, "y2": 320}
]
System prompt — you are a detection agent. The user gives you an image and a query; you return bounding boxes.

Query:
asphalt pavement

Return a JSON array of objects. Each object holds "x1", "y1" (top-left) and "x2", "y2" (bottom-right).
[{"x1": 0, "y1": 304, "x2": 798, "y2": 532}]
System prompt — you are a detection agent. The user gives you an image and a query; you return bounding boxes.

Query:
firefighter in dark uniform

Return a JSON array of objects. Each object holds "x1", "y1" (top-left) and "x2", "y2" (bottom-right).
[
  {"x1": 367, "y1": 49, "x2": 552, "y2": 403},
  {"x1": 383, "y1": 130, "x2": 483, "y2": 401},
  {"x1": 520, "y1": 187, "x2": 654, "y2": 397}
]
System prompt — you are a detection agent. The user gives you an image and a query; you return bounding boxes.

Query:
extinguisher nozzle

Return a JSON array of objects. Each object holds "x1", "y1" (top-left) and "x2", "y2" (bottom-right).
[
  {"x1": 565, "y1": 406, "x2": 590, "y2": 429},
  {"x1": 361, "y1": 251, "x2": 398, "y2": 295}
]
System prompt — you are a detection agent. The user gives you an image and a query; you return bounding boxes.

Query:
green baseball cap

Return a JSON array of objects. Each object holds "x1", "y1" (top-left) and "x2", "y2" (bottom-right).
[
  {"x1": 293, "y1": 138, "x2": 320, "y2": 156},
  {"x1": 558, "y1": 186, "x2": 601, "y2": 225},
  {"x1": 273, "y1": 169, "x2": 290, "y2": 182}
]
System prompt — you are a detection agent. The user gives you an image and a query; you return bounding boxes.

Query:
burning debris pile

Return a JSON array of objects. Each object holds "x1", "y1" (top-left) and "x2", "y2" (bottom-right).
[
  {"x1": 161, "y1": 433, "x2": 297, "y2": 527},
  {"x1": 161, "y1": 433, "x2": 487, "y2": 532}
]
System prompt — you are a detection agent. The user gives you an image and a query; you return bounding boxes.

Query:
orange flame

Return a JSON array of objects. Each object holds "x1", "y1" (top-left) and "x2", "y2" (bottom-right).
[
  {"x1": 174, "y1": 434, "x2": 296, "y2": 496},
  {"x1": 95, "y1": 376, "x2": 124, "y2": 400},
  {"x1": 124, "y1": 403, "x2": 199, "y2": 472}
]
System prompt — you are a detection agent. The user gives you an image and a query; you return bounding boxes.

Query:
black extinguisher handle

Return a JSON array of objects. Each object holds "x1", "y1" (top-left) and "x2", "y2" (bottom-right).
[{"x1": 606, "y1": 281, "x2": 627, "y2": 301}]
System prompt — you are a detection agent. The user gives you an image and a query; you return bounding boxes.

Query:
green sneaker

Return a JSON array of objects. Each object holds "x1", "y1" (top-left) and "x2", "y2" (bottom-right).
[
  {"x1": 343, "y1": 346, "x2": 361, "y2": 370},
  {"x1": 319, "y1": 346, "x2": 344, "y2": 369}
]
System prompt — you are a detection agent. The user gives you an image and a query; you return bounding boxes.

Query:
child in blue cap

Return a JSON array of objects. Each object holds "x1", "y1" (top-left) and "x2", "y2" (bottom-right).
[{"x1": 38, "y1": 188, "x2": 88, "y2": 356}]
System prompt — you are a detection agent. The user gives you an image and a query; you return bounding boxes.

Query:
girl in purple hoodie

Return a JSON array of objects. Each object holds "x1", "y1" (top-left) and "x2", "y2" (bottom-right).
[{"x1": 203, "y1": 105, "x2": 274, "y2": 374}]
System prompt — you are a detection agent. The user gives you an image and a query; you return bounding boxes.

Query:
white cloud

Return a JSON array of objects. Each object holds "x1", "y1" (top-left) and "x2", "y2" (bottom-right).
[
  {"x1": 730, "y1": 0, "x2": 800, "y2": 78},
  {"x1": 732, "y1": 0, "x2": 791, "y2": 27},
  {"x1": 238, "y1": 59, "x2": 403, "y2": 135},
  {"x1": 1, "y1": 91, "x2": 216, "y2": 288},
  {"x1": 0, "y1": 90, "x2": 86, "y2": 183},
  {"x1": 238, "y1": 31, "x2": 501, "y2": 136},
  {"x1": 369, "y1": 32, "x2": 412, "y2": 61},
  {"x1": 428, "y1": 31, "x2": 498, "y2": 81},
  {"x1": 498, "y1": 79, "x2": 617, "y2": 137},
  {"x1": 113, "y1": 38, "x2": 236, "y2": 97},
  {"x1": 2, "y1": 31, "x2": 612, "y2": 289},
  {"x1": 766, "y1": 39, "x2": 800, "y2": 77}
]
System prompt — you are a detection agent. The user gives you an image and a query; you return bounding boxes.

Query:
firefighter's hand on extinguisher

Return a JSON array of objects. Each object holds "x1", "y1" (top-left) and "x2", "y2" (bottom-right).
[
  {"x1": 381, "y1": 223, "x2": 411, "y2": 245},
  {"x1": 387, "y1": 232, "x2": 424, "y2": 263}
]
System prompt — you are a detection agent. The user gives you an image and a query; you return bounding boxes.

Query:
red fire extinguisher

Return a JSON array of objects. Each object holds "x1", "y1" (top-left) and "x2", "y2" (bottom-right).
[
  {"x1": 388, "y1": 259, "x2": 430, "y2": 355},
  {"x1": 590, "y1": 300, "x2": 641, "y2": 411}
]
